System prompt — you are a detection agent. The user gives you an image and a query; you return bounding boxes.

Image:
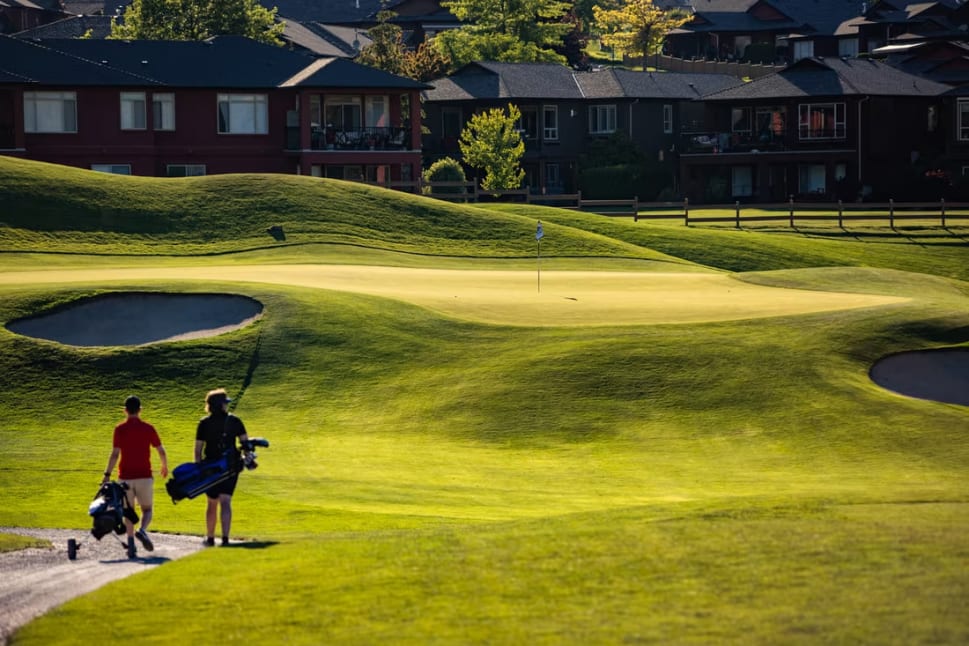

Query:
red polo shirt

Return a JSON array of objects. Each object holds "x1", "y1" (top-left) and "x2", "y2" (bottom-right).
[{"x1": 113, "y1": 417, "x2": 161, "y2": 480}]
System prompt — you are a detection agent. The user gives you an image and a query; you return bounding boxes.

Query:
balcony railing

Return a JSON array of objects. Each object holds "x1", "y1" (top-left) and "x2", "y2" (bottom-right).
[
  {"x1": 681, "y1": 129, "x2": 790, "y2": 154},
  {"x1": 309, "y1": 125, "x2": 408, "y2": 151}
]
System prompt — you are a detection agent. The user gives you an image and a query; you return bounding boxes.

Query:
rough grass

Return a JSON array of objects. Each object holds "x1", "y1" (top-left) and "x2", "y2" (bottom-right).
[{"x1": 1, "y1": 158, "x2": 968, "y2": 645}]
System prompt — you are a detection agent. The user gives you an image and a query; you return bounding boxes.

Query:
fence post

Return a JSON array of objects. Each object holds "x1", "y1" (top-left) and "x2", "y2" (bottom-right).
[
  {"x1": 577, "y1": 190, "x2": 582, "y2": 210},
  {"x1": 838, "y1": 200, "x2": 843, "y2": 228},
  {"x1": 633, "y1": 196, "x2": 639, "y2": 222},
  {"x1": 735, "y1": 201, "x2": 741, "y2": 228},
  {"x1": 941, "y1": 198, "x2": 946, "y2": 227},
  {"x1": 889, "y1": 198, "x2": 894, "y2": 228},
  {"x1": 789, "y1": 196, "x2": 794, "y2": 227},
  {"x1": 684, "y1": 197, "x2": 690, "y2": 225}
]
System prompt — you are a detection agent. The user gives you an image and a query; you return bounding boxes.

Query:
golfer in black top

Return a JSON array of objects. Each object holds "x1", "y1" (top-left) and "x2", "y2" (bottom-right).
[{"x1": 195, "y1": 388, "x2": 250, "y2": 546}]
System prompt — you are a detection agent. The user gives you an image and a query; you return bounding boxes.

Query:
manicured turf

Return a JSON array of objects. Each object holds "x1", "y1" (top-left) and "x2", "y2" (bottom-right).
[{"x1": 1, "y1": 158, "x2": 967, "y2": 644}]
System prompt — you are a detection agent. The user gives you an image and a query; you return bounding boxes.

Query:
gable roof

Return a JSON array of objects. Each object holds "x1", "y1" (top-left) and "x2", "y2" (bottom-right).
[
  {"x1": 702, "y1": 56, "x2": 951, "y2": 100},
  {"x1": 681, "y1": 0, "x2": 867, "y2": 37},
  {"x1": 281, "y1": 20, "x2": 369, "y2": 57},
  {"x1": 13, "y1": 14, "x2": 113, "y2": 39},
  {"x1": 1, "y1": 35, "x2": 430, "y2": 89},
  {"x1": 423, "y1": 61, "x2": 744, "y2": 102},
  {"x1": 259, "y1": 0, "x2": 383, "y2": 25}
]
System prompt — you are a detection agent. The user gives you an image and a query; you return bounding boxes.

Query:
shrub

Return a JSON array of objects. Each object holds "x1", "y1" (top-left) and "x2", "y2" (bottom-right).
[{"x1": 422, "y1": 157, "x2": 467, "y2": 195}]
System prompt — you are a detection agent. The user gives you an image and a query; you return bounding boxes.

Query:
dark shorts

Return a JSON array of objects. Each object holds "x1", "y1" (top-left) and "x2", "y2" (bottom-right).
[{"x1": 205, "y1": 472, "x2": 239, "y2": 498}]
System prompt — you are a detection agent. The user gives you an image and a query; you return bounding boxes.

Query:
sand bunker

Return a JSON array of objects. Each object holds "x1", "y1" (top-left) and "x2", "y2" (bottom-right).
[
  {"x1": 6, "y1": 292, "x2": 263, "y2": 346},
  {"x1": 870, "y1": 349, "x2": 969, "y2": 406}
]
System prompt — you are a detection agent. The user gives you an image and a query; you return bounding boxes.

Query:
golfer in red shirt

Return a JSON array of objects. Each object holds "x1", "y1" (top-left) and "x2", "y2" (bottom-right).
[{"x1": 102, "y1": 395, "x2": 168, "y2": 559}]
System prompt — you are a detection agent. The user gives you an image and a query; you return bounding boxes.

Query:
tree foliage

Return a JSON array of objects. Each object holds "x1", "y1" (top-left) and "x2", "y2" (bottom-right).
[
  {"x1": 459, "y1": 104, "x2": 526, "y2": 191},
  {"x1": 436, "y1": 0, "x2": 571, "y2": 68},
  {"x1": 422, "y1": 157, "x2": 468, "y2": 195},
  {"x1": 592, "y1": 0, "x2": 689, "y2": 60},
  {"x1": 357, "y1": 10, "x2": 450, "y2": 82},
  {"x1": 110, "y1": 0, "x2": 285, "y2": 45}
]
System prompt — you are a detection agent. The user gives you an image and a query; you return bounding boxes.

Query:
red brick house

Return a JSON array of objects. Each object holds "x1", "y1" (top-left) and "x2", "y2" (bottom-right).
[{"x1": 0, "y1": 35, "x2": 429, "y2": 183}]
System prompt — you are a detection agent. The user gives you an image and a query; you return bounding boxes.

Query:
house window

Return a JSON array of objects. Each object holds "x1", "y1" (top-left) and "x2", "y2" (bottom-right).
[
  {"x1": 24, "y1": 91, "x2": 77, "y2": 133},
  {"x1": 365, "y1": 95, "x2": 389, "y2": 128},
  {"x1": 732, "y1": 166, "x2": 753, "y2": 197},
  {"x1": 91, "y1": 164, "x2": 131, "y2": 175},
  {"x1": 589, "y1": 105, "x2": 616, "y2": 134},
  {"x1": 798, "y1": 103, "x2": 845, "y2": 140},
  {"x1": 517, "y1": 107, "x2": 538, "y2": 140},
  {"x1": 167, "y1": 164, "x2": 206, "y2": 177},
  {"x1": 798, "y1": 164, "x2": 826, "y2": 194},
  {"x1": 838, "y1": 38, "x2": 859, "y2": 58},
  {"x1": 120, "y1": 92, "x2": 146, "y2": 130},
  {"x1": 793, "y1": 40, "x2": 814, "y2": 61},
  {"x1": 153, "y1": 93, "x2": 175, "y2": 131},
  {"x1": 325, "y1": 95, "x2": 362, "y2": 131},
  {"x1": 543, "y1": 105, "x2": 558, "y2": 140},
  {"x1": 958, "y1": 100, "x2": 969, "y2": 140},
  {"x1": 755, "y1": 107, "x2": 785, "y2": 141},
  {"x1": 217, "y1": 94, "x2": 268, "y2": 134},
  {"x1": 545, "y1": 162, "x2": 561, "y2": 189},
  {"x1": 731, "y1": 107, "x2": 752, "y2": 134},
  {"x1": 663, "y1": 104, "x2": 673, "y2": 134}
]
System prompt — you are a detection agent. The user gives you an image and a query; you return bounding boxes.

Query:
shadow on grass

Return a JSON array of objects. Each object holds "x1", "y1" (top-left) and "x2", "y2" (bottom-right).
[{"x1": 222, "y1": 540, "x2": 278, "y2": 550}]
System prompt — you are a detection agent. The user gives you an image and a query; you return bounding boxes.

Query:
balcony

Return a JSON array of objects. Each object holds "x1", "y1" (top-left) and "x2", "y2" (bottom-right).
[
  {"x1": 289, "y1": 125, "x2": 409, "y2": 151},
  {"x1": 681, "y1": 129, "x2": 790, "y2": 154}
]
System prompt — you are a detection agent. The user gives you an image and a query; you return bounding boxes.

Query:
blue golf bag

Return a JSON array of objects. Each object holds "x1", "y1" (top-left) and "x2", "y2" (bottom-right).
[{"x1": 165, "y1": 438, "x2": 269, "y2": 503}]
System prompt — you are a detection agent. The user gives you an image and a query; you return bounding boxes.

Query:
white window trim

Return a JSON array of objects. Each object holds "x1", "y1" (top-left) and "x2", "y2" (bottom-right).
[
  {"x1": 167, "y1": 164, "x2": 206, "y2": 177},
  {"x1": 798, "y1": 103, "x2": 846, "y2": 140},
  {"x1": 217, "y1": 94, "x2": 268, "y2": 135},
  {"x1": 543, "y1": 105, "x2": 558, "y2": 140},
  {"x1": 152, "y1": 93, "x2": 175, "y2": 131},
  {"x1": 589, "y1": 104, "x2": 617, "y2": 134},
  {"x1": 24, "y1": 91, "x2": 77, "y2": 133},
  {"x1": 91, "y1": 164, "x2": 132, "y2": 175},
  {"x1": 120, "y1": 92, "x2": 146, "y2": 130},
  {"x1": 958, "y1": 99, "x2": 969, "y2": 141}
]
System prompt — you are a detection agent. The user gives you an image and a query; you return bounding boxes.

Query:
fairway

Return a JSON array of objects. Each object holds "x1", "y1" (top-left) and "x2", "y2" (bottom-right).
[{"x1": 0, "y1": 265, "x2": 906, "y2": 326}]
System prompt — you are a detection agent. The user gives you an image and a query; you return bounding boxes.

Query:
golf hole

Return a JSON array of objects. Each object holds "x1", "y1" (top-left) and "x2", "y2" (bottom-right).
[
  {"x1": 6, "y1": 292, "x2": 263, "y2": 347},
  {"x1": 870, "y1": 348, "x2": 969, "y2": 406}
]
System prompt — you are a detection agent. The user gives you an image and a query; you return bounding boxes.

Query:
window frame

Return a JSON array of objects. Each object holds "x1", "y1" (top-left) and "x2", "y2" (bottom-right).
[
  {"x1": 798, "y1": 103, "x2": 846, "y2": 140},
  {"x1": 793, "y1": 40, "x2": 815, "y2": 61},
  {"x1": 663, "y1": 104, "x2": 673, "y2": 134},
  {"x1": 120, "y1": 92, "x2": 147, "y2": 131},
  {"x1": 167, "y1": 164, "x2": 206, "y2": 177},
  {"x1": 589, "y1": 104, "x2": 617, "y2": 135},
  {"x1": 24, "y1": 91, "x2": 77, "y2": 133},
  {"x1": 91, "y1": 164, "x2": 132, "y2": 175},
  {"x1": 217, "y1": 93, "x2": 268, "y2": 135},
  {"x1": 543, "y1": 105, "x2": 558, "y2": 141},
  {"x1": 958, "y1": 99, "x2": 969, "y2": 141},
  {"x1": 152, "y1": 93, "x2": 175, "y2": 131}
]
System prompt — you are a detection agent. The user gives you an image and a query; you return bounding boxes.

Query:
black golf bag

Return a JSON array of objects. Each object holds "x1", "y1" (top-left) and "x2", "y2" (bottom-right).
[
  {"x1": 88, "y1": 481, "x2": 138, "y2": 540},
  {"x1": 165, "y1": 437, "x2": 269, "y2": 503}
]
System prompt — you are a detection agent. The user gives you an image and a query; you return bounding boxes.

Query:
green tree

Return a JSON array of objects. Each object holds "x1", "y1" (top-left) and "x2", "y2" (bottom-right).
[
  {"x1": 459, "y1": 104, "x2": 525, "y2": 192},
  {"x1": 110, "y1": 0, "x2": 284, "y2": 45},
  {"x1": 592, "y1": 0, "x2": 689, "y2": 61},
  {"x1": 357, "y1": 10, "x2": 449, "y2": 82},
  {"x1": 436, "y1": 0, "x2": 571, "y2": 68}
]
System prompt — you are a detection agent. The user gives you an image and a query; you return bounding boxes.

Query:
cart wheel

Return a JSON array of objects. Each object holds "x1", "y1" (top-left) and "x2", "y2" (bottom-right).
[{"x1": 67, "y1": 538, "x2": 78, "y2": 561}]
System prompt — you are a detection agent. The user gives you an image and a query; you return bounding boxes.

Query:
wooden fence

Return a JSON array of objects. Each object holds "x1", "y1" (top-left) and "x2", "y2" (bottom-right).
[{"x1": 357, "y1": 179, "x2": 969, "y2": 226}]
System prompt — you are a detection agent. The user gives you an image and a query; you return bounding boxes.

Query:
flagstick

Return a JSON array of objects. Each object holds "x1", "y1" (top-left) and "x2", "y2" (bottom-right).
[{"x1": 537, "y1": 238, "x2": 541, "y2": 293}]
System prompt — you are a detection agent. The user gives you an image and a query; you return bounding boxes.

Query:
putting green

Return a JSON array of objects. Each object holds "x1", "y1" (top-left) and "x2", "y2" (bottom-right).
[{"x1": 0, "y1": 265, "x2": 906, "y2": 326}]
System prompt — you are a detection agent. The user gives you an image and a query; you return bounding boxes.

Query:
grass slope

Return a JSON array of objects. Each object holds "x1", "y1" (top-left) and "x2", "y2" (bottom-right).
[{"x1": 1, "y1": 159, "x2": 968, "y2": 644}]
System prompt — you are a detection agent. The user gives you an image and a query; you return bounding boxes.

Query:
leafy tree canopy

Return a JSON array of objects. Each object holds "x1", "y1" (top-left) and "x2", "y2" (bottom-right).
[
  {"x1": 437, "y1": 0, "x2": 571, "y2": 68},
  {"x1": 357, "y1": 10, "x2": 449, "y2": 82},
  {"x1": 110, "y1": 0, "x2": 284, "y2": 45},
  {"x1": 459, "y1": 104, "x2": 526, "y2": 192},
  {"x1": 592, "y1": 0, "x2": 689, "y2": 60}
]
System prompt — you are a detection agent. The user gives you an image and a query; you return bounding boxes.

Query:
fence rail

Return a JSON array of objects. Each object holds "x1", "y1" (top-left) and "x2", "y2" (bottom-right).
[{"x1": 353, "y1": 179, "x2": 969, "y2": 226}]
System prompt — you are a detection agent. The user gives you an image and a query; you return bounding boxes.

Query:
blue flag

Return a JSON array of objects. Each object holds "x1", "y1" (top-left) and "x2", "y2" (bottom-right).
[{"x1": 536, "y1": 221, "x2": 544, "y2": 241}]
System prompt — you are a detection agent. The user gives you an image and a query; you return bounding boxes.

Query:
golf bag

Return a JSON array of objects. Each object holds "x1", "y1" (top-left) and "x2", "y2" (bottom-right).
[
  {"x1": 88, "y1": 481, "x2": 138, "y2": 540},
  {"x1": 165, "y1": 437, "x2": 269, "y2": 503}
]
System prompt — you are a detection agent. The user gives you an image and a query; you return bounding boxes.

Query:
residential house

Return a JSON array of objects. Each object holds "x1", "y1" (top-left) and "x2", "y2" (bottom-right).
[
  {"x1": 677, "y1": 56, "x2": 952, "y2": 203},
  {"x1": 0, "y1": 35, "x2": 429, "y2": 182},
  {"x1": 423, "y1": 61, "x2": 741, "y2": 195},
  {"x1": 853, "y1": 0, "x2": 966, "y2": 53},
  {"x1": 664, "y1": 0, "x2": 868, "y2": 64},
  {"x1": 1, "y1": 0, "x2": 65, "y2": 34}
]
